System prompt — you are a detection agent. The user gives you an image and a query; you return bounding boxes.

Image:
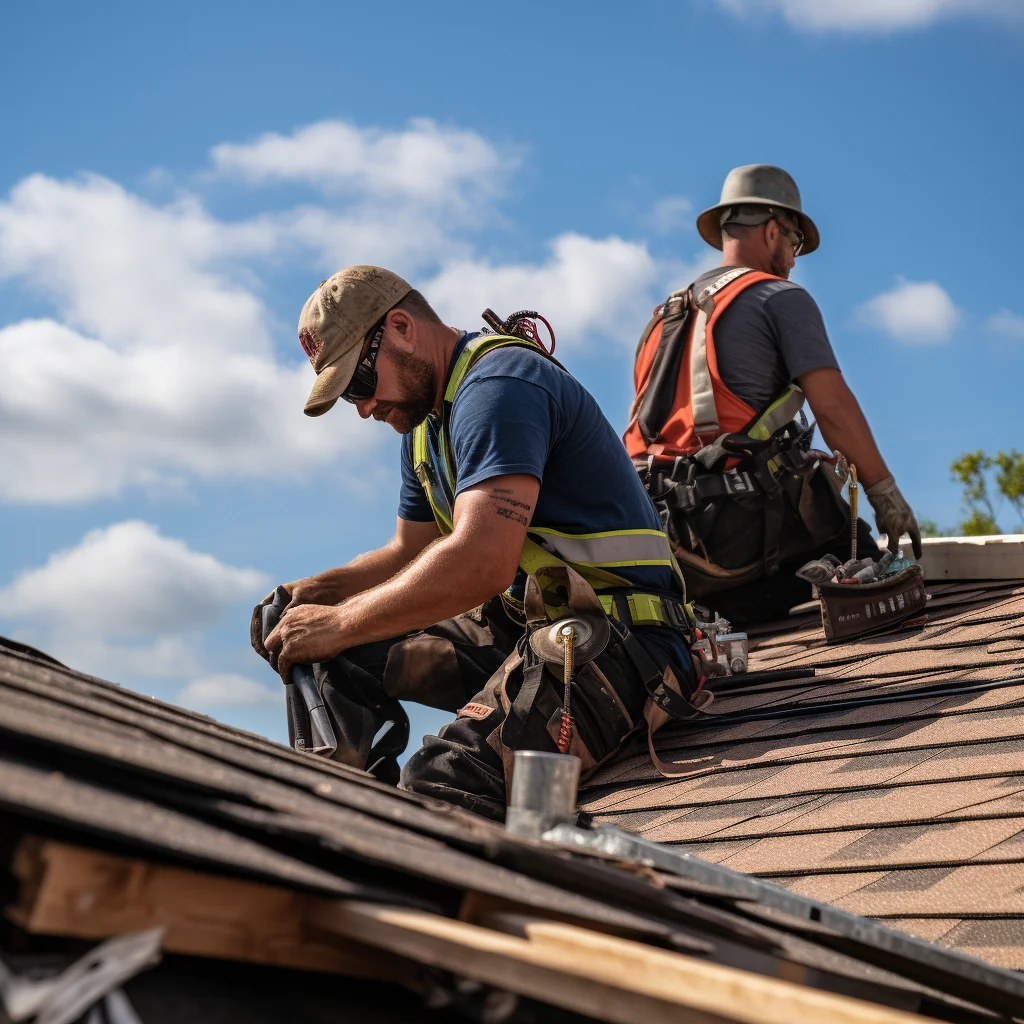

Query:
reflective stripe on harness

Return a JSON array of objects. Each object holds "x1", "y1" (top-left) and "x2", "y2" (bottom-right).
[
  {"x1": 746, "y1": 385, "x2": 806, "y2": 442},
  {"x1": 529, "y1": 526, "x2": 675, "y2": 568},
  {"x1": 688, "y1": 267, "x2": 750, "y2": 436}
]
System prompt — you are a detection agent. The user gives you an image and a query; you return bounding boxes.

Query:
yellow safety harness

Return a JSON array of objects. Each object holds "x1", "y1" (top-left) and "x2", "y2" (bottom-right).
[{"x1": 412, "y1": 334, "x2": 690, "y2": 629}]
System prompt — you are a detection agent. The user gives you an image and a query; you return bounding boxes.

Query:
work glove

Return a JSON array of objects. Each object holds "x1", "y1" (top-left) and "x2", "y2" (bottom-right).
[{"x1": 865, "y1": 475, "x2": 923, "y2": 559}]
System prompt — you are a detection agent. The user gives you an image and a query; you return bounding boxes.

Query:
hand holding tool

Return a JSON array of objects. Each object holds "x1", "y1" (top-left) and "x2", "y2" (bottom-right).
[{"x1": 261, "y1": 586, "x2": 337, "y2": 757}]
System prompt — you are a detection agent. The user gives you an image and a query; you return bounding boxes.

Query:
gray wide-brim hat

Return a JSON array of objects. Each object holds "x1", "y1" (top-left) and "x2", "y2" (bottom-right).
[{"x1": 696, "y1": 164, "x2": 820, "y2": 255}]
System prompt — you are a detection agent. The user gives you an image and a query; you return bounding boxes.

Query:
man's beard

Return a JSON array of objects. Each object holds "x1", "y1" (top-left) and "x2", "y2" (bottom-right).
[
  {"x1": 769, "y1": 246, "x2": 792, "y2": 279},
  {"x1": 372, "y1": 345, "x2": 437, "y2": 434}
]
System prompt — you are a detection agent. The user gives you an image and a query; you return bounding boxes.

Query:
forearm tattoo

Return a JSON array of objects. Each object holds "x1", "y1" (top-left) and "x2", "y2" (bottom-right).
[
  {"x1": 495, "y1": 505, "x2": 529, "y2": 526},
  {"x1": 488, "y1": 487, "x2": 532, "y2": 526}
]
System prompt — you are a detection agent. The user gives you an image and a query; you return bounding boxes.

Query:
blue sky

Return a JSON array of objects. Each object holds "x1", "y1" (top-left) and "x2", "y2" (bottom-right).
[{"x1": 1, "y1": 0, "x2": 1021, "y2": 749}]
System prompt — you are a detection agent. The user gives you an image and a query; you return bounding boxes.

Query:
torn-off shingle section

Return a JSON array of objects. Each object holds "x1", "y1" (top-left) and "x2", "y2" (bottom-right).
[{"x1": 582, "y1": 579, "x2": 1024, "y2": 969}]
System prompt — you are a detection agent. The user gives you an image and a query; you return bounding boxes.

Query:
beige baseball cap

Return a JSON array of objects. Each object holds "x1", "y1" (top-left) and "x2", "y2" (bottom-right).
[{"x1": 298, "y1": 266, "x2": 412, "y2": 417}]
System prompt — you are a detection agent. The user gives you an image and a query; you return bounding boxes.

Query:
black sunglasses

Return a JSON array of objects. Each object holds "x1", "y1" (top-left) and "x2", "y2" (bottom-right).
[
  {"x1": 341, "y1": 320, "x2": 386, "y2": 404},
  {"x1": 773, "y1": 217, "x2": 804, "y2": 257}
]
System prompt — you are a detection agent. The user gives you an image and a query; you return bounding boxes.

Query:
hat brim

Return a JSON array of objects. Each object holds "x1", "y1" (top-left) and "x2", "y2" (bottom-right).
[
  {"x1": 696, "y1": 199, "x2": 820, "y2": 256},
  {"x1": 303, "y1": 344, "x2": 364, "y2": 417}
]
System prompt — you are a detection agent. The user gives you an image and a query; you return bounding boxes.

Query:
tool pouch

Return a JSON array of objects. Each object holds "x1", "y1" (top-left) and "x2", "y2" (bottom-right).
[
  {"x1": 491, "y1": 567, "x2": 620, "y2": 795},
  {"x1": 818, "y1": 563, "x2": 926, "y2": 642},
  {"x1": 489, "y1": 564, "x2": 712, "y2": 793}
]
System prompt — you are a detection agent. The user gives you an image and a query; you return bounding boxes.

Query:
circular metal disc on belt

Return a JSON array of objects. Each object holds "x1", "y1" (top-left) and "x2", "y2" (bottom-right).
[{"x1": 529, "y1": 616, "x2": 610, "y2": 666}]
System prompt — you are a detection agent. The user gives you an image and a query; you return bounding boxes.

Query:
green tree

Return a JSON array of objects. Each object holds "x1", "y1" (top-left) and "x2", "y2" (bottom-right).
[
  {"x1": 960, "y1": 509, "x2": 1001, "y2": 536},
  {"x1": 951, "y1": 450, "x2": 999, "y2": 535},
  {"x1": 949, "y1": 449, "x2": 1024, "y2": 535},
  {"x1": 992, "y1": 449, "x2": 1024, "y2": 527},
  {"x1": 918, "y1": 519, "x2": 948, "y2": 538}
]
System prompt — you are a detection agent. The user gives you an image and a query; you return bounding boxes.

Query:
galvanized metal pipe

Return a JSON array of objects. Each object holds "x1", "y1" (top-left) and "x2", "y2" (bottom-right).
[{"x1": 505, "y1": 751, "x2": 581, "y2": 839}]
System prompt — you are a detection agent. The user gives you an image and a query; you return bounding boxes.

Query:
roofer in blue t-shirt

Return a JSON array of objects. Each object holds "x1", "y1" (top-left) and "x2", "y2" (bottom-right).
[{"x1": 253, "y1": 265, "x2": 704, "y2": 820}]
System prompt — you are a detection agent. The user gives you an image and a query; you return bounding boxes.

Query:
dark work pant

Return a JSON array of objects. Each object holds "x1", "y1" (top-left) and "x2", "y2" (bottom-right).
[{"x1": 317, "y1": 598, "x2": 661, "y2": 821}]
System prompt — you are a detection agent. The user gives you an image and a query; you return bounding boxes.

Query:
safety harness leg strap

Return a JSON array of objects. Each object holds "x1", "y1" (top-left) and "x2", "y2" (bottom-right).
[
  {"x1": 607, "y1": 617, "x2": 706, "y2": 720},
  {"x1": 500, "y1": 659, "x2": 546, "y2": 753}
]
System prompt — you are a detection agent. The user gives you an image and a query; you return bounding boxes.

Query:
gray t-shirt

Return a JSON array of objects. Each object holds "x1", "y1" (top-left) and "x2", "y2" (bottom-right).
[{"x1": 693, "y1": 266, "x2": 839, "y2": 413}]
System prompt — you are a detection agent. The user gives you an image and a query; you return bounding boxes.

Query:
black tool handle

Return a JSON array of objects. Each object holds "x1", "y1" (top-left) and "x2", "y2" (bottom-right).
[
  {"x1": 261, "y1": 586, "x2": 317, "y2": 753},
  {"x1": 481, "y1": 308, "x2": 506, "y2": 334},
  {"x1": 285, "y1": 683, "x2": 313, "y2": 751},
  {"x1": 291, "y1": 666, "x2": 337, "y2": 757},
  {"x1": 262, "y1": 586, "x2": 291, "y2": 633}
]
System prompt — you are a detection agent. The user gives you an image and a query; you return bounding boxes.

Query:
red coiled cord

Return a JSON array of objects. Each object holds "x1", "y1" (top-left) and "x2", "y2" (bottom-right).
[{"x1": 506, "y1": 311, "x2": 556, "y2": 355}]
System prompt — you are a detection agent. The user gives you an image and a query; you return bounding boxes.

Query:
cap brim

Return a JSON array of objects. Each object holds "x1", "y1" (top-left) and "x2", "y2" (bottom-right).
[
  {"x1": 303, "y1": 345, "x2": 363, "y2": 417},
  {"x1": 696, "y1": 199, "x2": 820, "y2": 256}
]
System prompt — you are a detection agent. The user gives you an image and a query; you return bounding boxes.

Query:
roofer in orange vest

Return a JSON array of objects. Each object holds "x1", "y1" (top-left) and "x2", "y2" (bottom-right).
[{"x1": 625, "y1": 165, "x2": 922, "y2": 625}]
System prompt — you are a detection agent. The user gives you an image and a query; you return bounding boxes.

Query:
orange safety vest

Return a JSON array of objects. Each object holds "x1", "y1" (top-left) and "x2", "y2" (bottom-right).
[{"x1": 624, "y1": 268, "x2": 803, "y2": 463}]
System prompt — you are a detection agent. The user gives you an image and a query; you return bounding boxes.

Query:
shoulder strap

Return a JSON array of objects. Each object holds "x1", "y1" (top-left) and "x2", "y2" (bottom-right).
[
  {"x1": 687, "y1": 268, "x2": 754, "y2": 437},
  {"x1": 439, "y1": 333, "x2": 554, "y2": 486},
  {"x1": 634, "y1": 288, "x2": 691, "y2": 446},
  {"x1": 635, "y1": 268, "x2": 756, "y2": 448},
  {"x1": 413, "y1": 333, "x2": 560, "y2": 537},
  {"x1": 633, "y1": 305, "x2": 666, "y2": 362},
  {"x1": 445, "y1": 334, "x2": 553, "y2": 405}
]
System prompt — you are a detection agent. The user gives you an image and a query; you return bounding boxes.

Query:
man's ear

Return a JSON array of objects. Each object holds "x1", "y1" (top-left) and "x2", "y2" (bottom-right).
[{"x1": 385, "y1": 308, "x2": 416, "y2": 351}]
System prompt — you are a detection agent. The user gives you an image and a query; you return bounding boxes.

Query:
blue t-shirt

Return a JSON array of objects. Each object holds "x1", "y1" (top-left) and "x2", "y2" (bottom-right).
[{"x1": 398, "y1": 333, "x2": 694, "y2": 681}]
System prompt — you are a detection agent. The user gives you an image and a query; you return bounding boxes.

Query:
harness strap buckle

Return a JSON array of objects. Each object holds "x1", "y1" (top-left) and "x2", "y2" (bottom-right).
[
  {"x1": 663, "y1": 294, "x2": 688, "y2": 318},
  {"x1": 665, "y1": 481, "x2": 697, "y2": 512},
  {"x1": 721, "y1": 469, "x2": 756, "y2": 497}
]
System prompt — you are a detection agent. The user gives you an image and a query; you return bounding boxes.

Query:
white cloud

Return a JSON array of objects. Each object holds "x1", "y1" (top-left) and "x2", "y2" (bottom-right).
[
  {"x1": 647, "y1": 196, "x2": 693, "y2": 234},
  {"x1": 0, "y1": 316, "x2": 376, "y2": 503},
  {"x1": 0, "y1": 174, "x2": 379, "y2": 503},
  {"x1": 987, "y1": 309, "x2": 1024, "y2": 341},
  {"x1": 0, "y1": 520, "x2": 267, "y2": 637},
  {"x1": 856, "y1": 279, "x2": 960, "y2": 344},
  {"x1": 0, "y1": 523, "x2": 279, "y2": 724},
  {"x1": 423, "y1": 233, "x2": 670, "y2": 349},
  {"x1": 0, "y1": 118, "x2": 698, "y2": 503},
  {"x1": 279, "y1": 203, "x2": 471, "y2": 277},
  {"x1": 715, "y1": 0, "x2": 1020, "y2": 32},
  {"x1": 0, "y1": 174, "x2": 275, "y2": 353},
  {"x1": 46, "y1": 636, "x2": 204, "y2": 681},
  {"x1": 210, "y1": 118, "x2": 515, "y2": 205},
  {"x1": 178, "y1": 673, "x2": 282, "y2": 709}
]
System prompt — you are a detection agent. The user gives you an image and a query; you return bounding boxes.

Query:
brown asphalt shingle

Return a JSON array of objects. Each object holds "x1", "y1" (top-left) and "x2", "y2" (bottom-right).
[{"x1": 582, "y1": 579, "x2": 1024, "y2": 969}]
